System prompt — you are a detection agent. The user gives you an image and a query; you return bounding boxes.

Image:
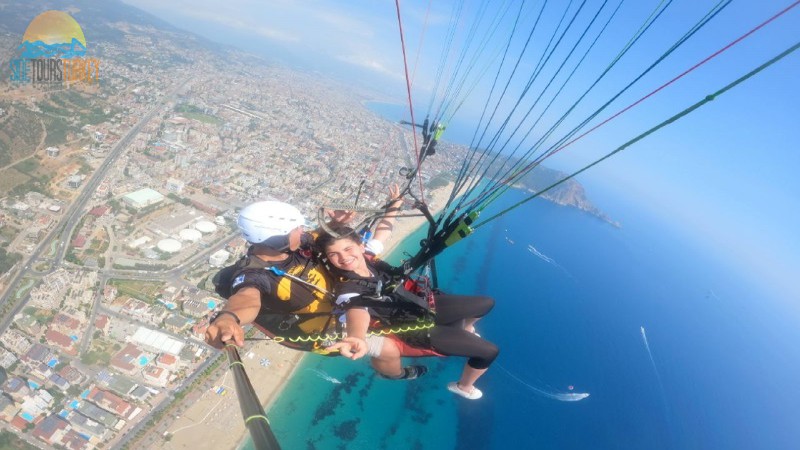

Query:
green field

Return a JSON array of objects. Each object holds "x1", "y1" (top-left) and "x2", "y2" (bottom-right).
[
  {"x1": 108, "y1": 278, "x2": 165, "y2": 303},
  {"x1": 182, "y1": 111, "x2": 223, "y2": 125},
  {"x1": 175, "y1": 104, "x2": 223, "y2": 125}
]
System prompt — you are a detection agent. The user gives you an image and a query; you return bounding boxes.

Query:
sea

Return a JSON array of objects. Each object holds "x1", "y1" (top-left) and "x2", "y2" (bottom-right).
[{"x1": 241, "y1": 104, "x2": 800, "y2": 450}]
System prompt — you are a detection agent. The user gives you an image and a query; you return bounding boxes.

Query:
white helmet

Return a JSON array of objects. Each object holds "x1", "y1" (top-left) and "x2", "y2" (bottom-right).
[{"x1": 237, "y1": 201, "x2": 305, "y2": 244}]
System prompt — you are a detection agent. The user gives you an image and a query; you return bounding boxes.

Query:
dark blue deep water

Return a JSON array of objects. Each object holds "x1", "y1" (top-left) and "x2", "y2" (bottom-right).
[{"x1": 244, "y1": 128, "x2": 800, "y2": 450}]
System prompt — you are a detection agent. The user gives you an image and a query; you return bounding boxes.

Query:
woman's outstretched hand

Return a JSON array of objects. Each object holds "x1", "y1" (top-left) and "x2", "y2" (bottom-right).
[
  {"x1": 387, "y1": 183, "x2": 402, "y2": 204},
  {"x1": 328, "y1": 336, "x2": 368, "y2": 360}
]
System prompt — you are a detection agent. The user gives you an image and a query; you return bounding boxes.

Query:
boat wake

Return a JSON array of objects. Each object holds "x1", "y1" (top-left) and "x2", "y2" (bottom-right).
[
  {"x1": 497, "y1": 364, "x2": 589, "y2": 402},
  {"x1": 641, "y1": 326, "x2": 672, "y2": 423},
  {"x1": 527, "y1": 244, "x2": 574, "y2": 279},
  {"x1": 527, "y1": 244, "x2": 555, "y2": 264},
  {"x1": 640, "y1": 326, "x2": 664, "y2": 389},
  {"x1": 309, "y1": 368, "x2": 342, "y2": 384}
]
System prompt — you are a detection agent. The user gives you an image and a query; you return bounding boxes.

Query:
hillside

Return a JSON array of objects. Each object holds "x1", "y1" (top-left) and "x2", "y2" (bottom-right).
[{"x1": 518, "y1": 165, "x2": 620, "y2": 227}]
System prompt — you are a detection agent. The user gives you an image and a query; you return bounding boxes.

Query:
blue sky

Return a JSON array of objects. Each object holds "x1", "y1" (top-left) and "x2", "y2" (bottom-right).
[{"x1": 123, "y1": 0, "x2": 799, "y2": 303}]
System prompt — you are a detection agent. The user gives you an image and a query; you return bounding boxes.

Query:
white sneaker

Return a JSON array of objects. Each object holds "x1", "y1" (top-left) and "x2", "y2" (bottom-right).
[{"x1": 447, "y1": 382, "x2": 483, "y2": 400}]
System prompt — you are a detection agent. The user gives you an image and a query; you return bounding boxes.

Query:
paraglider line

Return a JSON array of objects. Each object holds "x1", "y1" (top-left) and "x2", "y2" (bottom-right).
[
  {"x1": 394, "y1": 0, "x2": 425, "y2": 199},
  {"x1": 409, "y1": 0, "x2": 433, "y2": 88},
  {"x1": 538, "y1": 0, "x2": 800, "y2": 165},
  {"x1": 474, "y1": 39, "x2": 800, "y2": 229}
]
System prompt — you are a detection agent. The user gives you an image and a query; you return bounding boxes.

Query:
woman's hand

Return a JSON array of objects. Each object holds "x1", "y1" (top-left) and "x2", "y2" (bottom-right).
[
  {"x1": 387, "y1": 183, "x2": 402, "y2": 204},
  {"x1": 329, "y1": 336, "x2": 369, "y2": 360}
]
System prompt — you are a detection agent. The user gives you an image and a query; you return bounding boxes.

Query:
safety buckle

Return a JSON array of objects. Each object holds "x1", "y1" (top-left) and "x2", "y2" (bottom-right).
[{"x1": 278, "y1": 314, "x2": 300, "y2": 331}]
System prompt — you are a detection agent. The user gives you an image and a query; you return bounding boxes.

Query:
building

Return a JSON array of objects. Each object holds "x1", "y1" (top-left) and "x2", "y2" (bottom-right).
[
  {"x1": 146, "y1": 208, "x2": 202, "y2": 236},
  {"x1": 32, "y1": 414, "x2": 70, "y2": 446},
  {"x1": 67, "y1": 409, "x2": 109, "y2": 440},
  {"x1": 71, "y1": 234, "x2": 87, "y2": 248},
  {"x1": 129, "y1": 385, "x2": 152, "y2": 402},
  {"x1": 163, "y1": 313, "x2": 193, "y2": 333},
  {"x1": 95, "y1": 314, "x2": 110, "y2": 335},
  {"x1": 122, "y1": 188, "x2": 165, "y2": 209},
  {"x1": 86, "y1": 387, "x2": 133, "y2": 418},
  {"x1": 58, "y1": 365, "x2": 87, "y2": 386},
  {"x1": 9, "y1": 414, "x2": 27, "y2": 431},
  {"x1": 20, "y1": 389, "x2": 54, "y2": 418},
  {"x1": 127, "y1": 236, "x2": 151, "y2": 249},
  {"x1": 29, "y1": 362, "x2": 53, "y2": 384},
  {"x1": 165, "y1": 177, "x2": 185, "y2": 193},
  {"x1": 0, "y1": 347, "x2": 18, "y2": 369},
  {"x1": 109, "y1": 343, "x2": 143, "y2": 376},
  {"x1": 76, "y1": 402, "x2": 118, "y2": 428},
  {"x1": 52, "y1": 312, "x2": 81, "y2": 332},
  {"x1": 2, "y1": 329, "x2": 32, "y2": 353},
  {"x1": 103, "y1": 374, "x2": 138, "y2": 398},
  {"x1": 88, "y1": 206, "x2": 109, "y2": 217},
  {"x1": 45, "y1": 329, "x2": 77, "y2": 355},
  {"x1": 182, "y1": 298, "x2": 212, "y2": 318},
  {"x1": 60, "y1": 429, "x2": 93, "y2": 450},
  {"x1": 67, "y1": 175, "x2": 82, "y2": 189},
  {"x1": 209, "y1": 249, "x2": 231, "y2": 267},
  {"x1": 131, "y1": 327, "x2": 185, "y2": 356},
  {"x1": 0, "y1": 394, "x2": 19, "y2": 422},
  {"x1": 15, "y1": 314, "x2": 45, "y2": 335},
  {"x1": 142, "y1": 366, "x2": 169, "y2": 387},
  {"x1": 46, "y1": 147, "x2": 60, "y2": 157},
  {"x1": 156, "y1": 353, "x2": 179, "y2": 371},
  {"x1": 23, "y1": 343, "x2": 52, "y2": 365},
  {"x1": 47, "y1": 373, "x2": 70, "y2": 392},
  {"x1": 2, "y1": 377, "x2": 31, "y2": 403}
]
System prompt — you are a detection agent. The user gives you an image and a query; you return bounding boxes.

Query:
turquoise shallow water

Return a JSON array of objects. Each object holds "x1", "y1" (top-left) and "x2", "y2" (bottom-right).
[{"x1": 242, "y1": 182, "x2": 800, "y2": 449}]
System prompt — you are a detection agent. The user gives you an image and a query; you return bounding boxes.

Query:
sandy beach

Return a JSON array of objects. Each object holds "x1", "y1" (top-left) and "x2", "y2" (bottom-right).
[
  {"x1": 163, "y1": 183, "x2": 454, "y2": 450},
  {"x1": 158, "y1": 339, "x2": 303, "y2": 450}
]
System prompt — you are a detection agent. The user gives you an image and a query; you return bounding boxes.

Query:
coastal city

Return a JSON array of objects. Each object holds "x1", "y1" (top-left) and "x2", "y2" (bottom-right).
[{"x1": 0, "y1": 5, "x2": 466, "y2": 449}]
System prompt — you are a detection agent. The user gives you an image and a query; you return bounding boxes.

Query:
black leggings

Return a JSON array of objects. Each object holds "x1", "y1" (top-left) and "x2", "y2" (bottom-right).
[{"x1": 428, "y1": 294, "x2": 499, "y2": 370}]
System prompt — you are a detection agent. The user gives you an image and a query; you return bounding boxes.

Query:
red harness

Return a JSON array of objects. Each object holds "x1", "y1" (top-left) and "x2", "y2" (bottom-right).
[{"x1": 388, "y1": 334, "x2": 443, "y2": 357}]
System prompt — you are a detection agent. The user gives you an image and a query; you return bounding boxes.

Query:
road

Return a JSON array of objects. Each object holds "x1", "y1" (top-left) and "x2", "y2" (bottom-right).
[
  {"x1": 0, "y1": 77, "x2": 249, "y2": 450},
  {"x1": 0, "y1": 79, "x2": 192, "y2": 334}
]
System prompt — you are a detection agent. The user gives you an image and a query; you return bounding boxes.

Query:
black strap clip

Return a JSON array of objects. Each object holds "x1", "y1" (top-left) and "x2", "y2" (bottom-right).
[{"x1": 278, "y1": 314, "x2": 300, "y2": 331}]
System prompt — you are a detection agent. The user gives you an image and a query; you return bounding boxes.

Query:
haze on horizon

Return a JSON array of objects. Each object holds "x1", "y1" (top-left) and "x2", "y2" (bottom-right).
[{"x1": 123, "y1": 0, "x2": 800, "y2": 305}]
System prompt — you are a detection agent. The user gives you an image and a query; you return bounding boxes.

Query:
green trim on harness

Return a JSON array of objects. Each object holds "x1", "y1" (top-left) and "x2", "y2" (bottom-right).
[{"x1": 444, "y1": 211, "x2": 479, "y2": 247}]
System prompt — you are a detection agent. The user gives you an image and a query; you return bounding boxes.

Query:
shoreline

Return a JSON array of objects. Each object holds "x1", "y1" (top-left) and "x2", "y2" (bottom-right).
[{"x1": 165, "y1": 183, "x2": 454, "y2": 450}]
